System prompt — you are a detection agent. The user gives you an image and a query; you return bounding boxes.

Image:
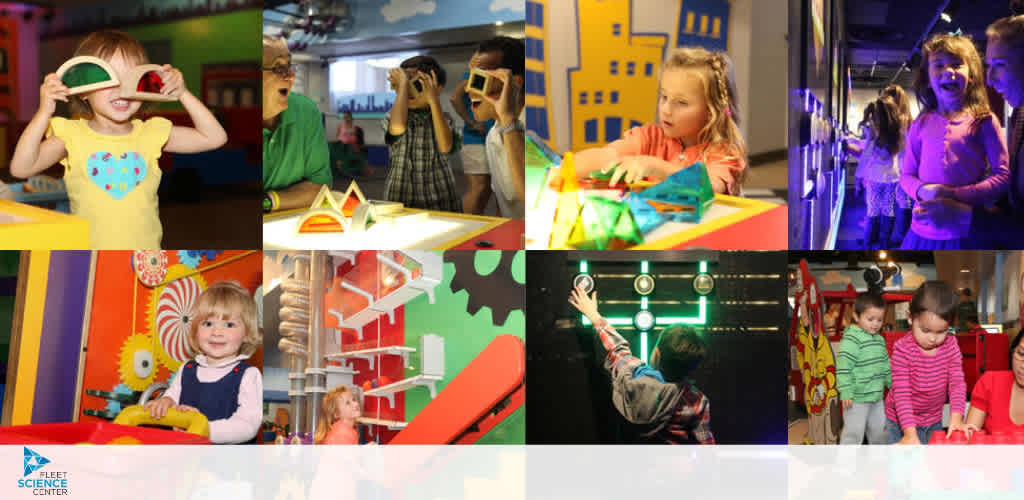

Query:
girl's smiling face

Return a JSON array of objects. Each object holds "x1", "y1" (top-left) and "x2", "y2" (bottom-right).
[
  {"x1": 658, "y1": 67, "x2": 709, "y2": 147},
  {"x1": 196, "y1": 313, "x2": 246, "y2": 364},
  {"x1": 928, "y1": 51, "x2": 970, "y2": 110},
  {"x1": 86, "y1": 51, "x2": 142, "y2": 126}
]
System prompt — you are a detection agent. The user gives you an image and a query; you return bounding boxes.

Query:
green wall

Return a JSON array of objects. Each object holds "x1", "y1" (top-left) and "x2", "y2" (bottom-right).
[{"x1": 403, "y1": 251, "x2": 526, "y2": 444}]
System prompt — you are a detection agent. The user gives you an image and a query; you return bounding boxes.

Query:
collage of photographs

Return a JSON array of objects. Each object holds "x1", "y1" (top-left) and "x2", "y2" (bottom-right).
[{"x1": 0, "y1": 0, "x2": 1020, "y2": 498}]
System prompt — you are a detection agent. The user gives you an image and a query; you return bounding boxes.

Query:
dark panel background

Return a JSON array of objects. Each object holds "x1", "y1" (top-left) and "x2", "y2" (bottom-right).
[{"x1": 526, "y1": 251, "x2": 789, "y2": 444}]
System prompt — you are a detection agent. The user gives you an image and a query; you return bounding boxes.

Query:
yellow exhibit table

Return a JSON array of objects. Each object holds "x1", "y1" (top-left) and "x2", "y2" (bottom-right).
[{"x1": 0, "y1": 199, "x2": 90, "y2": 249}]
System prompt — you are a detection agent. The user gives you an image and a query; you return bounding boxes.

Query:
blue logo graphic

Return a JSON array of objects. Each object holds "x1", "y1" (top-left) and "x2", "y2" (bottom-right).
[{"x1": 23, "y1": 447, "x2": 50, "y2": 477}]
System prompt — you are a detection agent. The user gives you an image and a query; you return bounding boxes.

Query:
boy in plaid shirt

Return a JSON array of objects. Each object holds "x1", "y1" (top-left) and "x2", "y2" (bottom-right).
[
  {"x1": 384, "y1": 55, "x2": 461, "y2": 212},
  {"x1": 570, "y1": 285, "x2": 714, "y2": 444}
]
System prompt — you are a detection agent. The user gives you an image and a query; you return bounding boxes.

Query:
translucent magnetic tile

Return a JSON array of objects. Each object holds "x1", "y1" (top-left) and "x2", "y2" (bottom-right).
[
  {"x1": 641, "y1": 200, "x2": 743, "y2": 243},
  {"x1": 263, "y1": 213, "x2": 488, "y2": 250}
]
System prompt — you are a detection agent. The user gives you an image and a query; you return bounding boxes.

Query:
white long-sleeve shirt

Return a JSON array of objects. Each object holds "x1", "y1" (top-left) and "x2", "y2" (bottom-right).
[{"x1": 164, "y1": 354, "x2": 263, "y2": 444}]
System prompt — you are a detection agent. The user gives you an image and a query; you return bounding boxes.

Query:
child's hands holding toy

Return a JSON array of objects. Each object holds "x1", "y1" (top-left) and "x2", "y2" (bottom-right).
[
  {"x1": 479, "y1": 68, "x2": 520, "y2": 126},
  {"x1": 144, "y1": 396, "x2": 176, "y2": 419},
  {"x1": 420, "y1": 70, "x2": 442, "y2": 106},
  {"x1": 158, "y1": 64, "x2": 186, "y2": 99},
  {"x1": 568, "y1": 285, "x2": 600, "y2": 325},
  {"x1": 605, "y1": 156, "x2": 669, "y2": 187},
  {"x1": 176, "y1": 404, "x2": 200, "y2": 413},
  {"x1": 39, "y1": 73, "x2": 70, "y2": 116},
  {"x1": 387, "y1": 68, "x2": 409, "y2": 91}
]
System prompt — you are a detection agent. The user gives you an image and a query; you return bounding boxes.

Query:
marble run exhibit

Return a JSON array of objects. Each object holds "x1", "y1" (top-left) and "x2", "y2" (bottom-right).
[{"x1": 264, "y1": 250, "x2": 525, "y2": 445}]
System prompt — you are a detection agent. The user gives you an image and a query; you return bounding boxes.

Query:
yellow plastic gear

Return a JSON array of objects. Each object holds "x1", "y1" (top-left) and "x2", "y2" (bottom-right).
[
  {"x1": 118, "y1": 333, "x2": 157, "y2": 391},
  {"x1": 146, "y1": 264, "x2": 207, "y2": 372}
]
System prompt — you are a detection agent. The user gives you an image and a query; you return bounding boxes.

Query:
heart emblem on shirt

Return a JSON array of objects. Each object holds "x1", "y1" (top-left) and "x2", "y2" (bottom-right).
[{"x1": 86, "y1": 151, "x2": 146, "y2": 200}]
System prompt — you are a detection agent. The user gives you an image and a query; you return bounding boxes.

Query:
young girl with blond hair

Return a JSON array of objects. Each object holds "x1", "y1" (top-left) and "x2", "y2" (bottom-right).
[
  {"x1": 314, "y1": 385, "x2": 362, "y2": 445},
  {"x1": 144, "y1": 281, "x2": 263, "y2": 444},
  {"x1": 574, "y1": 47, "x2": 747, "y2": 195}
]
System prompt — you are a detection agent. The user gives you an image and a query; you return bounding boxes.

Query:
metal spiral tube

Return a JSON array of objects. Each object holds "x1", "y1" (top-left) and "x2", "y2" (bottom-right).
[{"x1": 280, "y1": 254, "x2": 311, "y2": 437}]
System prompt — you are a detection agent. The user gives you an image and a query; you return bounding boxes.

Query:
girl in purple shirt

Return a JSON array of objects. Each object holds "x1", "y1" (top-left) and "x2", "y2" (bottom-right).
[
  {"x1": 900, "y1": 34, "x2": 1010, "y2": 249},
  {"x1": 884, "y1": 281, "x2": 969, "y2": 444}
]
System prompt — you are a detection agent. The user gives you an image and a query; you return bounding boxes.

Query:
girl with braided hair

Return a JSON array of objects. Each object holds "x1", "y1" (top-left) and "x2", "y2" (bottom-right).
[{"x1": 573, "y1": 47, "x2": 747, "y2": 195}]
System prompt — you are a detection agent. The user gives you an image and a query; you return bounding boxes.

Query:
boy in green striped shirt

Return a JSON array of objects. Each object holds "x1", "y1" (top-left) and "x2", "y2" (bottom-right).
[{"x1": 837, "y1": 292, "x2": 892, "y2": 444}]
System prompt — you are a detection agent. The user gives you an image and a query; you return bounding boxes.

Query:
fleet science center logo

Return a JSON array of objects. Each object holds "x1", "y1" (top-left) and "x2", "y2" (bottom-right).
[{"x1": 17, "y1": 448, "x2": 69, "y2": 496}]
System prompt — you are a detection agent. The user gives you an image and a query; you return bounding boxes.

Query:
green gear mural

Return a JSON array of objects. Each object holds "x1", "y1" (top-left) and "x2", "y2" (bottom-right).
[{"x1": 443, "y1": 251, "x2": 524, "y2": 325}]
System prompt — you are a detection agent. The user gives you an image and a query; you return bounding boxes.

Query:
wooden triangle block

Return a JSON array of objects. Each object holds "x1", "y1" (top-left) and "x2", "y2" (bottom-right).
[{"x1": 339, "y1": 181, "x2": 367, "y2": 216}]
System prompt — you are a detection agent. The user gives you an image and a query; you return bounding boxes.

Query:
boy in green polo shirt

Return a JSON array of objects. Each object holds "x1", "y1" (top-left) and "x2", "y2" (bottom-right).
[{"x1": 836, "y1": 292, "x2": 892, "y2": 444}]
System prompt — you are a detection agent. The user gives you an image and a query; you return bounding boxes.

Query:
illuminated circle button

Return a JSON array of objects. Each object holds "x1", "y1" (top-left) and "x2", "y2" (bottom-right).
[
  {"x1": 693, "y1": 273, "x2": 715, "y2": 295},
  {"x1": 633, "y1": 273, "x2": 655, "y2": 295},
  {"x1": 633, "y1": 310, "x2": 655, "y2": 331},
  {"x1": 572, "y1": 273, "x2": 595, "y2": 294}
]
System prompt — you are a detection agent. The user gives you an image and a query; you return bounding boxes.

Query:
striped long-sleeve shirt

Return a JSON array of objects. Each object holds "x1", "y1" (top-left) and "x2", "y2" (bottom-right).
[
  {"x1": 836, "y1": 325, "x2": 892, "y2": 403},
  {"x1": 884, "y1": 333, "x2": 967, "y2": 430}
]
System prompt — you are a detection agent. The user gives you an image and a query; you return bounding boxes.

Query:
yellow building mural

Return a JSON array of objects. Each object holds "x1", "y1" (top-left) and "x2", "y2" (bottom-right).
[{"x1": 569, "y1": 0, "x2": 666, "y2": 151}]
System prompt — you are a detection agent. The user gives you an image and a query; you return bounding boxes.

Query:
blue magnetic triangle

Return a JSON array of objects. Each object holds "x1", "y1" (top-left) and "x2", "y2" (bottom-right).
[{"x1": 23, "y1": 447, "x2": 50, "y2": 477}]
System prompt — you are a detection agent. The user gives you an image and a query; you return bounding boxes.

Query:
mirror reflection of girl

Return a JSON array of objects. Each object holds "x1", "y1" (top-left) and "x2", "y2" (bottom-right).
[
  {"x1": 9, "y1": 30, "x2": 227, "y2": 249},
  {"x1": 314, "y1": 385, "x2": 362, "y2": 445}
]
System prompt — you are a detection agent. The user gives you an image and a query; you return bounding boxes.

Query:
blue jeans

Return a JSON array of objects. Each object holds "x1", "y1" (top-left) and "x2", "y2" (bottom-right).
[
  {"x1": 840, "y1": 400, "x2": 887, "y2": 444},
  {"x1": 885, "y1": 418, "x2": 943, "y2": 444}
]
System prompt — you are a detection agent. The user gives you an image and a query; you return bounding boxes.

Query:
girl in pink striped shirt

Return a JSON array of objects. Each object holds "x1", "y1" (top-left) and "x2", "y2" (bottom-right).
[{"x1": 884, "y1": 281, "x2": 969, "y2": 444}]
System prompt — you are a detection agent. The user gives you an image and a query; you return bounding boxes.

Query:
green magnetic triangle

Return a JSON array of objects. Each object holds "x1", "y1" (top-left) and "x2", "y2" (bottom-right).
[{"x1": 612, "y1": 206, "x2": 644, "y2": 244}]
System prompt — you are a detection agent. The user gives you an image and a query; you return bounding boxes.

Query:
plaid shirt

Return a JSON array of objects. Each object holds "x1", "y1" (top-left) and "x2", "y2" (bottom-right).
[
  {"x1": 595, "y1": 318, "x2": 714, "y2": 444},
  {"x1": 383, "y1": 109, "x2": 461, "y2": 212}
]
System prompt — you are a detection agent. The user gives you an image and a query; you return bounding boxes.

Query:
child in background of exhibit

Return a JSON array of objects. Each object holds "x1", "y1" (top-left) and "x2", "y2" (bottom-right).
[
  {"x1": 144, "y1": 282, "x2": 263, "y2": 444},
  {"x1": 451, "y1": 54, "x2": 495, "y2": 215},
  {"x1": 569, "y1": 284, "x2": 714, "y2": 444},
  {"x1": 465, "y1": 36, "x2": 526, "y2": 219},
  {"x1": 845, "y1": 95, "x2": 905, "y2": 249},
  {"x1": 900, "y1": 34, "x2": 1010, "y2": 250},
  {"x1": 384, "y1": 56, "x2": 461, "y2": 212},
  {"x1": 884, "y1": 281, "x2": 968, "y2": 444},
  {"x1": 10, "y1": 30, "x2": 227, "y2": 249},
  {"x1": 572, "y1": 47, "x2": 747, "y2": 196},
  {"x1": 314, "y1": 385, "x2": 362, "y2": 445},
  {"x1": 836, "y1": 293, "x2": 892, "y2": 444},
  {"x1": 335, "y1": 111, "x2": 368, "y2": 177},
  {"x1": 881, "y1": 84, "x2": 915, "y2": 247}
]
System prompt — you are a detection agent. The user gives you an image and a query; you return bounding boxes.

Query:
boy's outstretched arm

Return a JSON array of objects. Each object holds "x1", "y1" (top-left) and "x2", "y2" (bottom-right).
[
  {"x1": 568, "y1": 285, "x2": 641, "y2": 378},
  {"x1": 160, "y1": 66, "x2": 227, "y2": 153}
]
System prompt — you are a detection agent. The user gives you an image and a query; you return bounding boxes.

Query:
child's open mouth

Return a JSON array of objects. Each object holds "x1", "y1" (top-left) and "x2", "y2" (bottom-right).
[
  {"x1": 471, "y1": 99, "x2": 482, "y2": 110},
  {"x1": 278, "y1": 87, "x2": 289, "y2": 97},
  {"x1": 939, "y1": 81, "x2": 960, "y2": 93},
  {"x1": 662, "y1": 120, "x2": 673, "y2": 128},
  {"x1": 111, "y1": 99, "x2": 130, "y2": 111}
]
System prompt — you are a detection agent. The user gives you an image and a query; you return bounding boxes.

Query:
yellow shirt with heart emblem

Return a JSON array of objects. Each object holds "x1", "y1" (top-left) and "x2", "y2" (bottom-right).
[{"x1": 47, "y1": 117, "x2": 172, "y2": 249}]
